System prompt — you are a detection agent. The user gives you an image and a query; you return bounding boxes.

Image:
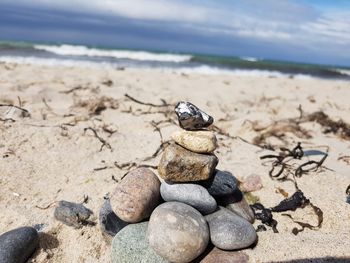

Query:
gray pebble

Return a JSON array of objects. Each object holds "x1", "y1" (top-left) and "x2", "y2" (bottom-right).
[
  {"x1": 111, "y1": 222, "x2": 169, "y2": 263},
  {"x1": 160, "y1": 182, "x2": 217, "y2": 215},
  {"x1": 206, "y1": 207, "x2": 257, "y2": 250},
  {"x1": 148, "y1": 202, "x2": 209, "y2": 263},
  {"x1": 0, "y1": 226, "x2": 39, "y2": 263},
  {"x1": 198, "y1": 170, "x2": 238, "y2": 197},
  {"x1": 54, "y1": 200, "x2": 93, "y2": 228}
]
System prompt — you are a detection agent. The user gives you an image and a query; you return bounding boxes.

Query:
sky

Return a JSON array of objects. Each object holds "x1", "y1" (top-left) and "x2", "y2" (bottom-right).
[{"x1": 0, "y1": 0, "x2": 349, "y2": 66}]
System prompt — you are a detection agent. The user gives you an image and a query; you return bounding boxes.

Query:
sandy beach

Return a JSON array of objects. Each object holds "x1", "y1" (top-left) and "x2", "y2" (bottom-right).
[{"x1": 1, "y1": 62, "x2": 350, "y2": 262}]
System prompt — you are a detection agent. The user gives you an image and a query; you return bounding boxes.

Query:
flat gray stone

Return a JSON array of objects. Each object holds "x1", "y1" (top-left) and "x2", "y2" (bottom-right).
[
  {"x1": 160, "y1": 182, "x2": 217, "y2": 215},
  {"x1": 205, "y1": 207, "x2": 257, "y2": 250},
  {"x1": 111, "y1": 222, "x2": 169, "y2": 263},
  {"x1": 99, "y1": 198, "x2": 128, "y2": 237},
  {"x1": 198, "y1": 170, "x2": 238, "y2": 198},
  {"x1": 148, "y1": 202, "x2": 209, "y2": 263},
  {"x1": 0, "y1": 226, "x2": 39, "y2": 263},
  {"x1": 54, "y1": 200, "x2": 93, "y2": 228}
]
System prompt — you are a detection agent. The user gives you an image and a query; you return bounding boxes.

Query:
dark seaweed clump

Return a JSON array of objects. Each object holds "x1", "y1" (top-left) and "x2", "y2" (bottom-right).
[{"x1": 252, "y1": 143, "x2": 326, "y2": 234}]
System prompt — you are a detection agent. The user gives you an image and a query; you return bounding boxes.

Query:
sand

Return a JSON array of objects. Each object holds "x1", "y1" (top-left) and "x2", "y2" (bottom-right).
[{"x1": 0, "y1": 62, "x2": 349, "y2": 263}]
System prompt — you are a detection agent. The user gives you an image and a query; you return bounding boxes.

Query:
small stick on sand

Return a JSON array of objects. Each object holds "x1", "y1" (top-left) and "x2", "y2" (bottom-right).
[{"x1": 84, "y1": 127, "x2": 112, "y2": 152}]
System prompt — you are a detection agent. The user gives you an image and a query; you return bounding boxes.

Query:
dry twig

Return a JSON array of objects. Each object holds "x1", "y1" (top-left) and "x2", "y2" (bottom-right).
[{"x1": 84, "y1": 127, "x2": 112, "y2": 151}]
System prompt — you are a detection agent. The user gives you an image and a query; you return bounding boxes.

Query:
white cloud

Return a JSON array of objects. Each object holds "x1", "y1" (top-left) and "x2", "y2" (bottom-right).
[
  {"x1": 1, "y1": 0, "x2": 210, "y2": 23},
  {"x1": 1, "y1": 0, "x2": 350, "y2": 57}
]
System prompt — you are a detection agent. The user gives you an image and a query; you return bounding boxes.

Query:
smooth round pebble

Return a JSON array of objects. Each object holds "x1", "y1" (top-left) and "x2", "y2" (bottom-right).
[
  {"x1": 0, "y1": 226, "x2": 39, "y2": 263},
  {"x1": 111, "y1": 167, "x2": 161, "y2": 223},
  {"x1": 148, "y1": 202, "x2": 209, "y2": 263},
  {"x1": 171, "y1": 130, "x2": 217, "y2": 153},
  {"x1": 198, "y1": 170, "x2": 238, "y2": 197},
  {"x1": 160, "y1": 182, "x2": 217, "y2": 214},
  {"x1": 239, "y1": 174, "x2": 263, "y2": 192},
  {"x1": 111, "y1": 222, "x2": 169, "y2": 263},
  {"x1": 205, "y1": 207, "x2": 257, "y2": 250}
]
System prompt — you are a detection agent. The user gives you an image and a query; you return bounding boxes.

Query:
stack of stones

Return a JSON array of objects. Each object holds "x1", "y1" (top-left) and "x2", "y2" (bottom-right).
[{"x1": 108, "y1": 101, "x2": 257, "y2": 263}]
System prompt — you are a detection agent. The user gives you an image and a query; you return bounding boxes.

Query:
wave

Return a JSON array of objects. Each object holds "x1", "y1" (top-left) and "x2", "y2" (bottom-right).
[
  {"x1": 0, "y1": 56, "x2": 114, "y2": 68},
  {"x1": 334, "y1": 68, "x2": 350, "y2": 77},
  {"x1": 1, "y1": 55, "x2": 348, "y2": 81},
  {"x1": 33, "y1": 44, "x2": 192, "y2": 63},
  {"x1": 240, "y1": 56, "x2": 259, "y2": 62},
  {"x1": 174, "y1": 65, "x2": 312, "y2": 79},
  {"x1": 0, "y1": 56, "x2": 311, "y2": 79}
]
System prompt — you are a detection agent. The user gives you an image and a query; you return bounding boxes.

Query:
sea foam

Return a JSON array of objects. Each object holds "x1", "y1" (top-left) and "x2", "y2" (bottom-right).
[
  {"x1": 34, "y1": 44, "x2": 192, "y2": 63},
  {"x1": 0, "y1": 56, "x2": 313, "y2": 79}
]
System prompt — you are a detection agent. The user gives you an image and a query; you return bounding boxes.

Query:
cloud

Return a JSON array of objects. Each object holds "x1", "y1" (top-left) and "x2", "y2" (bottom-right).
[
  {"x1": 0, "y1": 0, "x2": 209, "y2": 23},
  {"x1": 1, "y1": 0, "x2": 350, "y2": 64}
]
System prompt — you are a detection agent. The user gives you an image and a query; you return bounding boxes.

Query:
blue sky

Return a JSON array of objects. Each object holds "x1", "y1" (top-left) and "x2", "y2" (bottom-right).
[{"x1": 0, "y1": 0, "x2": 349, "y2": 66}]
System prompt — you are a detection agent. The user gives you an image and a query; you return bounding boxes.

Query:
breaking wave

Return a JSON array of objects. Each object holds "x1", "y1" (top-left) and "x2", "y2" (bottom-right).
[{"x1": 34, "y1": 44, "x2": 192, "y2": 63}]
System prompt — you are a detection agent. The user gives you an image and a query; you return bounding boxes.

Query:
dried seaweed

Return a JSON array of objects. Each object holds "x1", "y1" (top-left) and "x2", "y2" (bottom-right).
[
  {"x1": 0, "y1": 103, "x2": 31, "y2": 118},
  {"x1": 252, "y1": 122, "x2": 311, "y2": 147},
  {"x1": 124, "y1": 93, "x2": 173, "y2": 107},
  {"x1": 295, "y1": 154, "x2": 328, "y2": 178},
  {"x1": 256, "y1": 225, "x2": 267, "y2": 232},
  {"x1": 251, "y1": 203, "x2": 278, "y2": 233},
  {"x1": 256, "y1": 142, "x2": 326, "y2": 234},
  {"x1": 260, "y1": 143, "x2": 328, "y2": 182},
  {"x1": 142, "y1": 141, "x2": 171, "y2": 162},
  {"x1": 305, "y1": 111, "x2": 350, "y2": 139},
  {"x1": 271, "y1": 190, "x2": 308, "y2": 212},
  {"x1": 84, "y1": 127, "x2": 112, "y2": 151},
  {"x1": 0, "y1": 117, "x2": 16, "y2": 123},
  {"x1": 275, "y1": 187, "x2": 289, "y2": 198},
  {"x1": 75, "y1": 96, "x2": 119, "y2": 115},
  {"x1": 282, "y1": 202, "x2": 323, "y2": 235},
  {"x1": 35, "y1": 201, "x2": 58, "y2": 210},
  {"x1": 60, "y1": 86, "x2": 88, "y2": 94},
  {"x1": 251, "y1": 110, "x2": 350, "y2": 149},
  {"x1": 338, "y1": 155, "x2": 350, "y2": 165}
]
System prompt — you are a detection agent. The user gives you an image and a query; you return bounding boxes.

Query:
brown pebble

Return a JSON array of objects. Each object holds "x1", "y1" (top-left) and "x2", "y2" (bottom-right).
[
  {"x1": 200, "y1": 247, "x2": 249, "y2": 263},
  {"x1": 158, "y1": 143, "x2": 218, "y2": 182},
  {"x1": 110, "y1": 168, "x2": 161, "y2": 223},
  {"x1": 240, "y1": 174, "x2": 263, "y2": 192}
]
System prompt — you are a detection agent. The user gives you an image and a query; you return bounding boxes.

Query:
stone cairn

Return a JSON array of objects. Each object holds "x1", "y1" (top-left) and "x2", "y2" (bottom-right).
[
  {"x1": 105, "y1": 101, "x2": 257, "y2": 263},
  {"x1": 0, "y1": 101, "x2": 257, "y2": 263}
]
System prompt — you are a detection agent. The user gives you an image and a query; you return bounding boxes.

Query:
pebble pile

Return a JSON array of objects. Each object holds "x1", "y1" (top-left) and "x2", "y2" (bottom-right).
[
  {"x1": 0, "y1": 101, "x2": 257, "y2": 263},
  {"x1": 109, "y1": 101, "x2": 257, "y2": 263}
]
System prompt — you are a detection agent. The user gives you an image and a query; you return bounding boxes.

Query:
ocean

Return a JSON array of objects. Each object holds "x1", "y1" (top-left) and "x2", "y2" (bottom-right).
[{"x1": 0, "y1": 41, "x2": 349, "y2": 80}]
